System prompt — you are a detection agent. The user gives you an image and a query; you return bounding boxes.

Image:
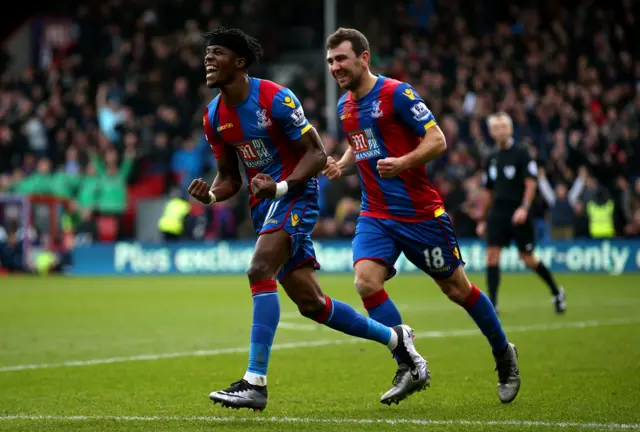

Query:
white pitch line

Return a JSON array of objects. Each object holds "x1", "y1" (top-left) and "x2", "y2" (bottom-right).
[
  {"x1": 397, "y1": 299, "x2": 640, "y2": 313},
  {"x1": 0, "y1": 415, "x2": 638, "y2": 429},
  {"x1": 277, "y1": 321, "x2": 319, "y2": 331},
  {"x1": 1, "y1": 317, "x2": 638, "y2": 373}
]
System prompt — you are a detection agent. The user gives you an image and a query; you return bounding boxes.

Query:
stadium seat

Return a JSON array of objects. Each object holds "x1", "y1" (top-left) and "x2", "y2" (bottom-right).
[{"x1": 96, "y1": 215, "x2": 119, "y2": 243}]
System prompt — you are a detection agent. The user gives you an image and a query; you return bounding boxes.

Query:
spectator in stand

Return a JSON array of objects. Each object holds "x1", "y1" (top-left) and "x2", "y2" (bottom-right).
[
  {"x1": 585, "y1": 188, "x2": 617, "y2": 239},
  {"x1": 445, "y1": 176, "x2": 479, "y2": 238},
  {"x1": 622, "y1": 178, "x2": 640, "y2": 237},
  {"x1": 538, "y1": 167, "x2": 587, "y2": 240},
  {"x1": 148, "y1": 132, "x2": 173, "y2": 178},
  {"x1": 94, "y1": 147, "x2": 135, "y2": 216},
  {"x1": 76, "y1": 162, "x2": 100, "y2": 211},
  {"x1": 96, "y1": 83, "x2": 126, "y2": 145},
  {"x1": 0, "y1": 174, "x2": 11, "y2": 194},
  {"x1": 171, "y1": 136, "x2": 204, "y2": 192},
  {"x1": 0, "y1": 228, "x2": 25, "y2": 272},
  {"x1": 333, "y1": 197, "x2": 359, "y2": 239},
  {"x1": 14, "y1": 158, "x2": 52, "y2": 196},
  {"x1": 63, "y1": 146, "x2": 81, "y2": 176}
]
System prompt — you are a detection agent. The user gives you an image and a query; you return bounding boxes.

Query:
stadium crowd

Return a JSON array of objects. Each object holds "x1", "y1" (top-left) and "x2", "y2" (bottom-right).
[{"x1": 0, "y1": 0, "x2": 639, "y2": 249}]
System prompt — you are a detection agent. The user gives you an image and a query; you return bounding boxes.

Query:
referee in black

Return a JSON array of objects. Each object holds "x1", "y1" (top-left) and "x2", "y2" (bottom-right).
[{"x1": 476, "y1": 112, "x2": 566, "y2": 315}]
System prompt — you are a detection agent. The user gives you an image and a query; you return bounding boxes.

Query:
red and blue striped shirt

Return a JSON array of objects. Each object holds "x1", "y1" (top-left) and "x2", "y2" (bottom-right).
[
  {"x1": 203, "y1": 78, "x2": 314, "y2": 207},
  {"x1": 338, "y1": 75, "x2": 444, "y2": 222}
]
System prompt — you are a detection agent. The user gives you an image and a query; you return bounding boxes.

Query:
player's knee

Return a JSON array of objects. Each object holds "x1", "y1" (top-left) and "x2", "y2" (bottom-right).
[
  {"x1": 296, "y1": 295, "x2": 326, "y2": 319},
  {"x1": 354, "y1": 274, "x2": 383, "y2": 298},
  {"x1": 353, "y1": 260, "x2": 388, "y2": 298},
  {"x1": 519, "y1": 252, "x2": 538, "y2": 269},
  {"x1": 437, "y1": 268, "x2": 472, "y2": 305},
  {"x1": 440, "y1": 281, "x2": 471, "y2": 305},
  {"x1": 247, "y1": 258, "x2": 274, "y2": 283}
]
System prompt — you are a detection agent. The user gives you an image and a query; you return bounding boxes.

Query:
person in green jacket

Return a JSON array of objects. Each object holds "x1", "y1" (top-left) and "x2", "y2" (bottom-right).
[
  {"x1": 76, "y1": 162, "x2": 101, "y2": 211},
  {"x1": 50, "y1": 167, "x2": 79, "y2": 200},
  {"x1": 94, "y1": 148, "x2": 135, "y2": 215},
  {"x1": 14, "y1": 158, "x2": 53, "y2": 196}
]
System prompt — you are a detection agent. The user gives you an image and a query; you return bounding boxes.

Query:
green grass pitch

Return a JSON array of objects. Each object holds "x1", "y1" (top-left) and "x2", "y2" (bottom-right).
[{"x1": 1, "y1": 273, "x2": 639, "y2": 431}]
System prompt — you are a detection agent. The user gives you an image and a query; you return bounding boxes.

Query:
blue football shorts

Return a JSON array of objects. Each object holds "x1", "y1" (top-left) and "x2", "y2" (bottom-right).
[
  {"x1": 352, "y1": 211, "x2": 464, "y2": 280},
  {"x1": 251, "y1": 189, "x2": 321, "y2": 281}
]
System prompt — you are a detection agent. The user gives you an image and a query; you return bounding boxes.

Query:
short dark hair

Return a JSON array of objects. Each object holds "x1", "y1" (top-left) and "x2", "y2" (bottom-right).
[
  {"x1": 202, "y1": 26, "x2": 264, "y2": 67},
  {"x1": 326, "y1": 27, "x2": 370, "y2": 57}
]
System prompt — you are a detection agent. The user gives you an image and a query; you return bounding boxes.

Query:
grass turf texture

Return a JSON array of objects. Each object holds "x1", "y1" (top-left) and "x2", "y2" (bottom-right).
[{"x1": 1, "y1": 273, "x2": 639, "y2": 431}]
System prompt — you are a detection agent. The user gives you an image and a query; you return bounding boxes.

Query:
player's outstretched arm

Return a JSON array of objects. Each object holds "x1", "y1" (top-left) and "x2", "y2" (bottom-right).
[
  {"x1": 286, "y1": 127, "x2": 328, "y2": 189},
  {"x1": 188, "y1": 151, "x2": 243, "y2": 205}
]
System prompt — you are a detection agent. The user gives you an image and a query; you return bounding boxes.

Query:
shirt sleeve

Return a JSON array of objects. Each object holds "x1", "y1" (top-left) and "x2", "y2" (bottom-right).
[
  {"x1": 482, "y1": 158, "x2": 496, "y2": 190},
  {"x1": 393, "y1": 82, "x2": 437, "y2": 137},
  {"x1": 271, "y1": 87, "x2": 312, "y2": 141},
  {"x1": 520, "y1": 148, "x2": 538, "y2": 180},
  {"x1": 203, "y1": 106, "x2": 227, "y2": 158}
]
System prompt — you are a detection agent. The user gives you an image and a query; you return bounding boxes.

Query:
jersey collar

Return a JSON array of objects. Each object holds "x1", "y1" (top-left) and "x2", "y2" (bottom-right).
[
  {"x1": 500, "y1": 138, "x2": 515, "y2": 151},
  {"x1": 348, "y1": 75, "x2": 384, "y2": 102}
]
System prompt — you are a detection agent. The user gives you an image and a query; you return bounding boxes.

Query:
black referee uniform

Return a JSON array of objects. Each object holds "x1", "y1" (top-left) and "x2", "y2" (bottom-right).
[
  {"x1": 482, "y1": 142, "x2": 537, "y2": 251},
  {"x1": 481, "y1": 140, "x2": 565, "y2": 314}
]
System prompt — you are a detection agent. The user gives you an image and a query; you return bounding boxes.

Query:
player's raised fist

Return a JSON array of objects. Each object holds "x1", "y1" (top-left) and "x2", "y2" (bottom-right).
[
  {"x1": 188, "y1": 178, "x2": 213, "y2": 204},
  {"x1": 376, "y1": 157, "x2": 405, "y2": 178},
  {"x1": 322, "y1": 156, "x2": 341, "y2": 180},
  {"x1": 251, "y1": 173, "x2": 277, "y2": 199}
]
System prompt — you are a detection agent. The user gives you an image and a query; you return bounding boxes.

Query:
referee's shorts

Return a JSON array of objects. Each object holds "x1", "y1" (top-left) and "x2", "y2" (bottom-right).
[{"x1": 486, "y1": 214, "x2": 536, "y2": 253}]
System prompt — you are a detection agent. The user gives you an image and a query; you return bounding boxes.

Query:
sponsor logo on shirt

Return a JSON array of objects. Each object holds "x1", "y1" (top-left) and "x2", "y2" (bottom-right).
[
  {"x1": 348, "y1": 128, "x2": 381, "y2": 161},
  {"x1": 235, "y1": 139, "x2": 274, "y2": 168}
]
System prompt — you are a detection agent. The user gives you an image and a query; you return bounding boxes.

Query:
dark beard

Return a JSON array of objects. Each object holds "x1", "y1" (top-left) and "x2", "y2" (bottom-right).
[
  {"x1": 343, "y1": 73, "x2": 363, "y2": 92},
  {"x1": 207, "y1": 78, "x2": 225, "y2": 89}
]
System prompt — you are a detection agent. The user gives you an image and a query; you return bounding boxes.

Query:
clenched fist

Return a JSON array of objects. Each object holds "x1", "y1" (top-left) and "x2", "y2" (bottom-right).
[
  {"x1": 251, "y1": 173, "x2": 277, "y2": 199},
  {"x1": 376, "y1": 157, "x2": 405, "y2": 178},
  {"x1": 188, "y1": 178, "x2": 213, "y2": 204}
]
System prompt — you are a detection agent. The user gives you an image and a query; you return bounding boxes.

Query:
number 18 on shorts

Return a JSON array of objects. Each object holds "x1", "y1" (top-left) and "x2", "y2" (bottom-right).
[{"x1": 352, "y1": 213, "x2": 464, "y2": 280}]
